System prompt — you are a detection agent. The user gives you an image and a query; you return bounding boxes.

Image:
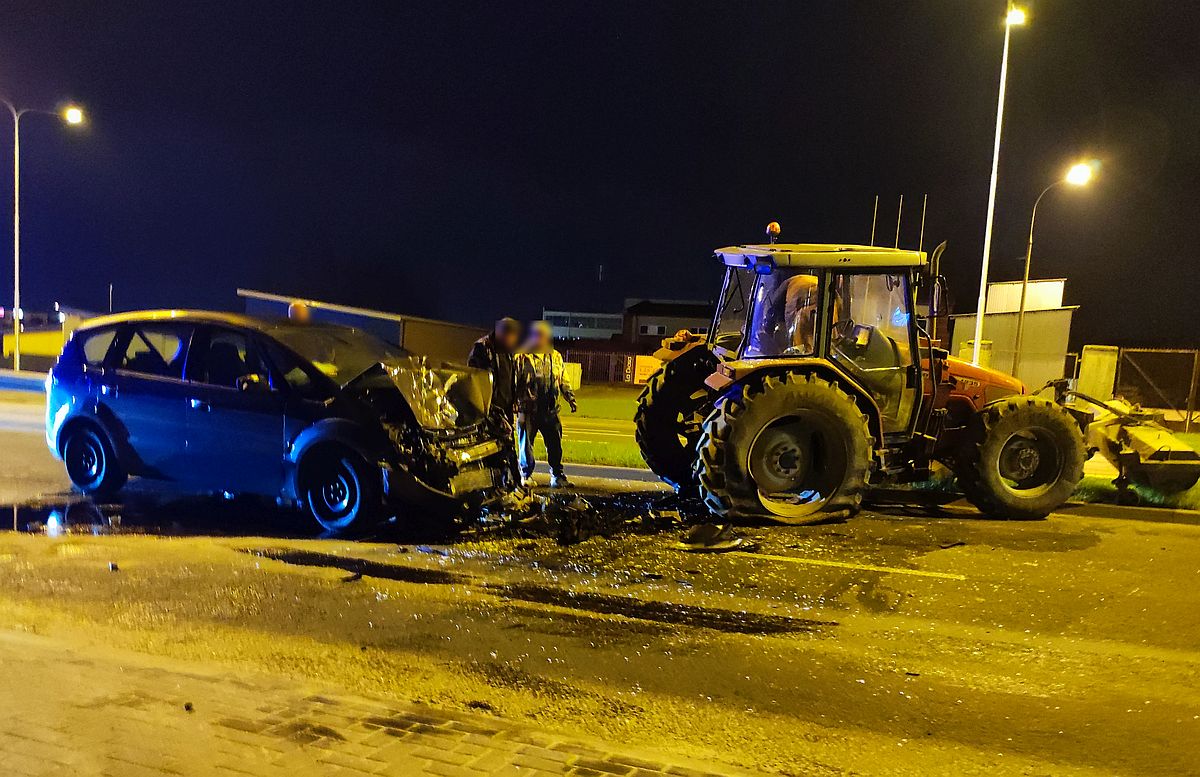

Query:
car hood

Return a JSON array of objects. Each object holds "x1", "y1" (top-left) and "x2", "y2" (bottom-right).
[{"x1": 343, "y1": 357, "x2": 494, "y2": 432}]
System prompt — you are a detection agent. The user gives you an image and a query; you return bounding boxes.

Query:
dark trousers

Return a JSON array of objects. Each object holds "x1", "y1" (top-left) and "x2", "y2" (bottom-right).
[
  {"x1": 517, "y1": 411, "x2": 563, "y2": 479},
  {"x1": 489, "y1": 409, "x2": 521, "y2": 489}
]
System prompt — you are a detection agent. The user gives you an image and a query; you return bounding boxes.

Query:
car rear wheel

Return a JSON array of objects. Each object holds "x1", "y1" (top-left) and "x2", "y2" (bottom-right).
[
  {"x1": 62, "y1": 425, "x2": 127, "y2": 497},
  {"x1": 301, "y1": 448, "x2": 380, "y2": 534}
]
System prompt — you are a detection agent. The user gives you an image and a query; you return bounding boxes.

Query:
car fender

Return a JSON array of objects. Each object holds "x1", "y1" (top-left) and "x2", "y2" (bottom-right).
[
  {"x1": 285, "y1": 418, "x2": 385, "y2": 500},
  {"x1": 53, "y1": 401, "x2": 142, "y2": 471},
  {"x1": 287, "y1": 417, "x2": 381, "y2": 467}
]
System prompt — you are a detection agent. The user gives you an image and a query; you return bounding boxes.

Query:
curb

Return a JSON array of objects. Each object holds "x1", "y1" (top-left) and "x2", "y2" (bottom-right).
[
  {"x1": 0, "y1": 368, "x2": 45, "y2": 393},
  {"x1": 1056, "y1": 500, "x2": 1200, "y2": 527}
]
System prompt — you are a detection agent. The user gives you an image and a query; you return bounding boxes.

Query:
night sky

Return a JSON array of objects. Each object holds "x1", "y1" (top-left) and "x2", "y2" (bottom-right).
[{"x1": 1, "y1": 1, "x2": 1197, "y2": 348}]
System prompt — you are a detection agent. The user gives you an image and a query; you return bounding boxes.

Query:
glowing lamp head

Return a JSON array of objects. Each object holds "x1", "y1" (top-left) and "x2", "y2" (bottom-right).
[
  {"x1": 765, "y1": 221, "x2": 781, "y2": 243},
  {"x1": 62, "y1": 106, "x2": 84, "y2": 125},
  {"x1": 1065, "y1": 163, "x2": 1094, "y2": 186},
  {"x1": 1006, "y1": 7, "x2": 1027, "y2": 26}
]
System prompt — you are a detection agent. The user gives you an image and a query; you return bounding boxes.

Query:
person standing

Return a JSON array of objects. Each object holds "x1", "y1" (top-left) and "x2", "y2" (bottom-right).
[
  {"x1": 468, "y1": 318, "x2": 523, "y2": 489},
  {"x1": 516, "y1": 321, "x2": 577, "y2": 488}
]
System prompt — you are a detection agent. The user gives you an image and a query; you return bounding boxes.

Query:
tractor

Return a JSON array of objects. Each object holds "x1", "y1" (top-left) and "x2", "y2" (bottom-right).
[{"x1": 635, "y1": 231, "x2": 1087, "y2": 524}]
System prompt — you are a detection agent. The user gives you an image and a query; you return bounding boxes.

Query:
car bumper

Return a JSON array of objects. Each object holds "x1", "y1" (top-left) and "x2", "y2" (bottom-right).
[{"x1": 379, "y1": 433, "x2": 507, "y2": 505}]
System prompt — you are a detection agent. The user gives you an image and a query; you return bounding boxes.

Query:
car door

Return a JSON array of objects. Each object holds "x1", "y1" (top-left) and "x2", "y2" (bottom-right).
[
  {"x1": 98, "y1": 322, "x2": 194, "y2": 480},
  {"x1": 256, "y1": 337, "x2": 335, "y2": 444},
  {"x1": 183, "y1": 326, "x2": 287, "y2": 496}
]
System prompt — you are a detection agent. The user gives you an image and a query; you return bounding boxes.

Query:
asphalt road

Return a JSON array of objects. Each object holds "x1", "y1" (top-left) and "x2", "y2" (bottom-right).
[
  {"x1": 561, "y1": 414, "x2": 636, "y2": 443},
  {"x1": 2, "y1": 397, "x2": 1199, "y2": 774}
]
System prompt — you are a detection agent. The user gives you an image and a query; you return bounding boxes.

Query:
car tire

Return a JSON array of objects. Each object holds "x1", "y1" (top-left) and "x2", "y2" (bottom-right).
[
  {"x1": 954, "y1": 397, "x2": 1086, "y2": 520},
  {"x1": 695, "y1": 372, "x2": 874, "y2": 524},
  {"x1": 62, "y1": 424, "x2": 127, "y2": 498},
  {"x1": 301, "y1": 447, "x2": 380, "y2": 534}
]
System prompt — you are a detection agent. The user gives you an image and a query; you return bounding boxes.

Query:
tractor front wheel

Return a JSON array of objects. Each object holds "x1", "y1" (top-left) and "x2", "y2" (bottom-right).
[
  {"x1": 695, "y1": 373, "x2": 874, "y2": 524},
  {"x1": 634, "y1": 347, "x2": 718, "y2": 490},
  {"x1": 953, "y1": 397, "x2": 1086, "y2": 520}
]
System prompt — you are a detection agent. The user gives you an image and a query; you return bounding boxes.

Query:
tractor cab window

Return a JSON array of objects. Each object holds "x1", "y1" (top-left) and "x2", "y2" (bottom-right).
[
  {"x1": 745, "y1": 269, "x2": 820, "y2": 358},
  {"x1": 710, "y1": 267, "x2": 754, "y2": 357},
  {"x1": 830, "y1": 273, "x2": 917, "y2": 431}
]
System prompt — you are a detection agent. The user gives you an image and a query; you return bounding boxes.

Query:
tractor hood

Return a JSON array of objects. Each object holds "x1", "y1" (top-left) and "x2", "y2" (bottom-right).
[
  {"x1": 943, "y1": 356, "x2": 1025, "y2": 404},
  {"x1": 343, "y1": 358, "x2": 493, "y2": 432}
]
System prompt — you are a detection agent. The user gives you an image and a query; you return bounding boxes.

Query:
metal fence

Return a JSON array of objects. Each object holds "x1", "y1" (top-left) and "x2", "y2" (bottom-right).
[
  {"x1": 565, "y1": 350, "x2": 635, "y2": 384},
  {"x1": 1115, "y1": 348, "x2": 1200, "y2": 432}
]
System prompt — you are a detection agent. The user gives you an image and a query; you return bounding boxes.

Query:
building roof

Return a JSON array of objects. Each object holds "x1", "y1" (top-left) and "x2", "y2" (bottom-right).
[
  {"x1": 624, "y1": 299, "x2": 713, "y2": 319},
  {"x1": 715, "y1": 243, "x2": 926, "y2": 270},
  {"x1": 75, "y1": 309, "x2": 330, "y2": 335}
]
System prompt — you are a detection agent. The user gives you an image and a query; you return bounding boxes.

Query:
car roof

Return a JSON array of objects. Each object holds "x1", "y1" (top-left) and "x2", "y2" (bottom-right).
[
  {"x1": 73, "y1": 309, "x2": 323, "y2": 335},
  {"x1": 715, "y1": 243, "x2": 926, "y2": 270}
]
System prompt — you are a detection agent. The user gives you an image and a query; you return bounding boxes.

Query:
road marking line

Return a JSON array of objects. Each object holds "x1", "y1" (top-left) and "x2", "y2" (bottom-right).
[{"x1": 729, "y1": 551, "x2": 966, "y2": 580}]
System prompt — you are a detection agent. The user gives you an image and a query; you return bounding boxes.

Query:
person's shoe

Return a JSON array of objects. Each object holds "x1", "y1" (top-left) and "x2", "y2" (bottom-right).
[{"x1": 549, "y1": 474, "x2": 572, "y2": 489}]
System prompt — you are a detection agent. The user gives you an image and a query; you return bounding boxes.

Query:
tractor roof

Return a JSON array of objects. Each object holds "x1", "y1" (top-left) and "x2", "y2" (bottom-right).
[{"x1": 715, "y1": 243, "x2": 926, "y2": 270}]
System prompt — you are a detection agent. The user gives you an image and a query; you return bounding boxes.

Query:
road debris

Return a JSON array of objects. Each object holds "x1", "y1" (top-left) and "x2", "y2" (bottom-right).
[{"x1": 675, "y1": 524, "x2": 756, "y2": 553}]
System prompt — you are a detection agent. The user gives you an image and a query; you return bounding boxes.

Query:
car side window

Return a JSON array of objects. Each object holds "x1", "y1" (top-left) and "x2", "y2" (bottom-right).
[
  {"x1": 79, "y1": 328, "x2": 118, "y2": 367},
  {"x1": 190, "y1": 329, "x2": 270, "y2": 389},
  {"x1": 116, "y1": 324, "x2": 190, "y2": 379},
  {"x1": 260, "y1": 340, "x2": 324, "y2": 400}
]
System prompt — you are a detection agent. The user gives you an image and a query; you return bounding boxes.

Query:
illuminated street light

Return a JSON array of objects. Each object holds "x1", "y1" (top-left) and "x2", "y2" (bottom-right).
[
  {"x1": 971, "y1": 3, "x2": 1028, "y2": 366},
  {"x1": 1, "y1": 99, "x2": 86, "y2": 370},
  {"x1": 1065, "y1": 162, "x2": 1093, "y2": 186},
  {"x1": 1011, "y1": 161, "x2": 1097, "y2": 376}
]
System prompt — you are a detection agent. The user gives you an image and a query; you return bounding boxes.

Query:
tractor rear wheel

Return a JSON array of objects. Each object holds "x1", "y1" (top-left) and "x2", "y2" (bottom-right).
[
  {"x1": 634, "y1": 347, "x2": 718, "y2": 490},
  {"x1": 953, "y1": 397, "x2": 1086, "y2": 520},
  {"x1": 695, "y1": 373, "x2": 874, "y2": 524}
]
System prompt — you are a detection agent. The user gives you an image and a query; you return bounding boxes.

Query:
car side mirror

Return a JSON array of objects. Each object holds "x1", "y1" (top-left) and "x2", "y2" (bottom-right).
[{"x1": 236, "y1": 373, "x2": 270, "y2": 392}]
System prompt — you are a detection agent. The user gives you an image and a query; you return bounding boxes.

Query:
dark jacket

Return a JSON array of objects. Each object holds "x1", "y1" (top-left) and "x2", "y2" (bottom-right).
[{"x1": 468, "y1": 332, "x2": 517, "y2": 419}]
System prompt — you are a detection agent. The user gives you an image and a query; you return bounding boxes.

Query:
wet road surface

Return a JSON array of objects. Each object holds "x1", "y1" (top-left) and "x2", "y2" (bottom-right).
[{"x1": 3, "y1": 413, "x2": 1200, "y2": 774}]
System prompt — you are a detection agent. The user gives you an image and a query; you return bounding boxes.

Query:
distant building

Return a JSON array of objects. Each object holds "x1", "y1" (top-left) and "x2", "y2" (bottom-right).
[
  {"x1": 544, "y1": 298, "x2": 713, "y2": 351},
  {"x1": 949, "y1": 278, "x2": 1077, "y2": 390},
  {"x1": 622, "y1": 298, "x2": 713, "y2": 349},
  {"x1": 543, "y1": 310, "x2": 624, "y2": 341},
  {"x1": 238, "y1": 289, "x2": 485, "y2": 364}
]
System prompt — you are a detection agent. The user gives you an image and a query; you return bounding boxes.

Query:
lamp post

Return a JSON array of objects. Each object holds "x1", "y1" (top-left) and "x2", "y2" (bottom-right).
[
  {"x1": 971, "y1": 3, "x2": 1027, "y2": 365},
  {"x1": 2, "y1": 101, "x2": 85, "y2": 371},
  {"x1": 1010, "y1": 162, "x2": 1094, "y2": 377}
]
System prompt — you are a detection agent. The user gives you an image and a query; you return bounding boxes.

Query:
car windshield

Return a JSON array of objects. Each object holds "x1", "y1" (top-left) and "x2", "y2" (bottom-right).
[{"x1": 266, "y1": 324, "x2": 407, "y2": 384}]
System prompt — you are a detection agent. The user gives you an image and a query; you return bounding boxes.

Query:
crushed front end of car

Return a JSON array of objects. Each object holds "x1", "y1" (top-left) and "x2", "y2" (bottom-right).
[{"x1": 344, "y1": 357, "x2": 509, "y2": 510}]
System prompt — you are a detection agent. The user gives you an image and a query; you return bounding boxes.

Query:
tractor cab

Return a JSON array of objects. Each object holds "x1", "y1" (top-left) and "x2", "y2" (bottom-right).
[{"x1": 708, "y1": 243, "x2": 927, "y2": 438}]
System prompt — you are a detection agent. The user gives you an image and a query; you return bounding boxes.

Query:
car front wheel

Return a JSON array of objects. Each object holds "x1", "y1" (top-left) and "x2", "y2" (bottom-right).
[{"x1": 301, "y1": 448, "x2": 380, "y2": 534}]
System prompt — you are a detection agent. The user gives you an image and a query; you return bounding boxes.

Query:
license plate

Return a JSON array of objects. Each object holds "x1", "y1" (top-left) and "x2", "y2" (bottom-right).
[{"x1": 450, "y1": 466, "x2": 497, "y2": 496}]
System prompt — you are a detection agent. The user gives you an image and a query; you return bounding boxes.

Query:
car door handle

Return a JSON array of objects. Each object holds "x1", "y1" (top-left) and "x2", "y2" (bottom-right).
[{"x1": 188, "y1": 398, "x2": 211, "y2": 412}]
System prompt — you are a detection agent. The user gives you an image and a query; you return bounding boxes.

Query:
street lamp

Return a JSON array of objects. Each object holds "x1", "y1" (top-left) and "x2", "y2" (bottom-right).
[
  {"x1": 971, "y1": 3, "x2": 1027, "y2": 366},
  {"x1": 2, "y1": 101, "x2": 86, "y2": 370},
  {"x1": 1010, "y1": 162, "x2": 1095, "y2": 376}
]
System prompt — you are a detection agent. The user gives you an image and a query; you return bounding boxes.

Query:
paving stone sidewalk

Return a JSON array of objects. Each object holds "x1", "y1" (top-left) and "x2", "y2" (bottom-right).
[{"x1": 0, "y1": 631, "x2": 755, "y2": 777}]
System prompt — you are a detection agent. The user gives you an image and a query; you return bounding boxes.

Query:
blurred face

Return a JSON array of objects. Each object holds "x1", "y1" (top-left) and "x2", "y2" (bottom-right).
[
  {"x1": 287, "y1": 302, "x2": 312, "y2": 324},
  {"x1": 498, "y1": 327, "x2": 520, "y2": 352},
  {"x1": 528, "y1": 323, "x2": 552, "y2": 352}
]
